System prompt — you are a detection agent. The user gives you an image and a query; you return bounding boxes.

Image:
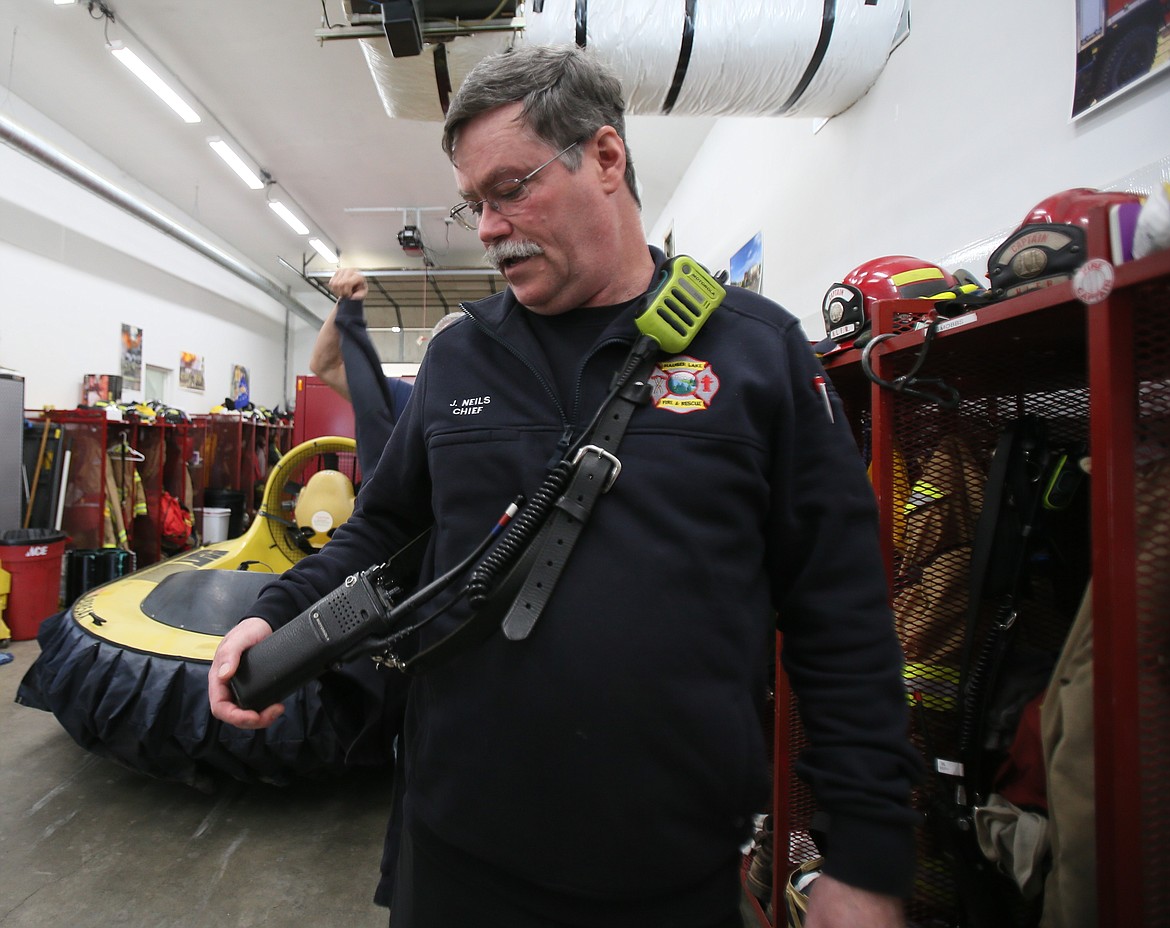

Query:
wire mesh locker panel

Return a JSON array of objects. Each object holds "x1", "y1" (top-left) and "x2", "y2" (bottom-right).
[{"x1": 1088, "y1": 258, "x2": 1170, "y2": 927}]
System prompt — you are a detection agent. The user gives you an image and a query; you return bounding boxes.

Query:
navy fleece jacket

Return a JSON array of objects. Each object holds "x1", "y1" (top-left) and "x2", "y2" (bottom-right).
[{"x1": 250, "y1": 249, "x2": 921, "y2": 901}]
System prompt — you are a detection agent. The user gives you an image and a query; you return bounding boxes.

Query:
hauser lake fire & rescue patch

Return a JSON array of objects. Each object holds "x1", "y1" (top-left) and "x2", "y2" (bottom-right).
[{"x1": 649, "y1": 355, "x2": 720, "y2": 414}]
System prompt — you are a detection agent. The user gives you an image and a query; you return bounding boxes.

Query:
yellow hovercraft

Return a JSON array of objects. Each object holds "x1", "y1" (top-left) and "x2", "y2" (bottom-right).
[{"x1": 17, "y1": 437, "x2": 402, "y2": 791}]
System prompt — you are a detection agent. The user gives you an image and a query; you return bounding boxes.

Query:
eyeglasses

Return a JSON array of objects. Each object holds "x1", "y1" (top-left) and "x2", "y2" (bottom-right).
[{"x1": 449, "y1": 140, "x2": 582, "y2": 231}]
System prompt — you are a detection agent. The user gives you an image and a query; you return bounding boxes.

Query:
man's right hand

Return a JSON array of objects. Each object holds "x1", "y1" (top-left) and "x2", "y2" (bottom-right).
[
  {"x1": 208, "y1": 617, "x2": 285, "y2": 730},
  {"x1": 328, "y1": 267, "x2": 369, "y2": 302}
]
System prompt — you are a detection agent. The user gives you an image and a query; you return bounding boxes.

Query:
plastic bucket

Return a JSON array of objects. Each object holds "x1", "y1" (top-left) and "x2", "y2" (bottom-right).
[
  {"x1": 99, "y1": 548, "x2": 136, "y2": 583},
  {"x1": 64, "y1": 548, "x2": 138, "y2": 606},
  {"x1": 203, "y1": 488, "x2": 245, "y2": 538},
  {"x1": 0, "y1": 528, "x2": 67, "y2": 640},
  {"x1": 202, "y1": 507, "x2": 231, "y2": 544},
  {"x1": 64, "y1": 549, "x2": 100, "y2": 606}
]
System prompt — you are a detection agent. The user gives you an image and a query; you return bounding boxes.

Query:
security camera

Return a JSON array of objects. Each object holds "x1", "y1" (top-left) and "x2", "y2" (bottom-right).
[{"x1": 398, "y1": 225, "x2": 424, "y2": 256}]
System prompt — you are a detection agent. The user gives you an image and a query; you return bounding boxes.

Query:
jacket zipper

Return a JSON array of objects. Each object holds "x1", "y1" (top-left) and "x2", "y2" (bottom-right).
[{"x1": 462, "y1": 303, "x2": 635, "y2": 459}]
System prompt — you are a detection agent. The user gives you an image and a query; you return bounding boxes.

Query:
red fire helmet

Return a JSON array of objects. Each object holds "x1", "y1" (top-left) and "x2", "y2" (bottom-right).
[
  {"x1": 818, "y1": 256, "x2": 957, "y2": 353},
  {"x1": 987, "y1": 187, "x2": 1143, "y2": 298}
]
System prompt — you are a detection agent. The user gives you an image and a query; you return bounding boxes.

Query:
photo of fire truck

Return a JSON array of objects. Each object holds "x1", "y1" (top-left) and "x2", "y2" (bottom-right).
[{"x1": 1074, "y1": 0, "x2": 1170, "y2": 114}]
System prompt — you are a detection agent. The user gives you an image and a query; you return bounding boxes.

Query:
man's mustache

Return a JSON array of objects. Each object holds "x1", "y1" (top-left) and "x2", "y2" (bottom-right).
[{"x1": 485, "y1": 240, "x2": 544, "y2": 271}]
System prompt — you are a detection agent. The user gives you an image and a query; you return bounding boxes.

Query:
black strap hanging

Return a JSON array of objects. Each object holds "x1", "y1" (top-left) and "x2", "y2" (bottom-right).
[{"x1": 501, "y1": 354, "x2": 657, "y2": 640}]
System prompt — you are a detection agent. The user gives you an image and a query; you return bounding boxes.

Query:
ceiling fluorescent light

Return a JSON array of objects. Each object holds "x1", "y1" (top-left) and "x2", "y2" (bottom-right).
[
  {"x1": 269, "y1": 200, "x2": 310, "y2": 235},
  {"x1": 108, "y1": 41, "x2": 200, "y2": 124},
  {"x1": 308, "y1": 238, "x2": 339, "y2": 264},
  {"x1": 208, "y1": 137, "x2": 264, "y2": 190}
]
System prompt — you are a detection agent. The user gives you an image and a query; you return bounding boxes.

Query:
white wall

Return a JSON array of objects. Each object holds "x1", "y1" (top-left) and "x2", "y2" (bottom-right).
[
  {"x1": 0, "y1": 96, "x2": 326, "y2": 413},
  {"x1": 648, "y1": 0, "x2": 1170, "y2": 338},
  {"x1": 3, "y1": 0, "x2": 1167, "y2": 409}
]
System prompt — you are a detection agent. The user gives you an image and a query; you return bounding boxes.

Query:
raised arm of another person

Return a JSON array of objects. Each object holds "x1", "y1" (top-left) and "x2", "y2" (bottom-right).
[{"x1": 309, "y1": 267, "x2": 371, "y2": 401}]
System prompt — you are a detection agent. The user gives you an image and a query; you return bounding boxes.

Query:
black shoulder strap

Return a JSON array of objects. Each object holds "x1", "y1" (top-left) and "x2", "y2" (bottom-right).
[
  {"x1": 499, "y1": 354, "x2": 658, "y2": 640},
  {"x1": 396, "y1": 352, "x2": 658, "y2": 673}
]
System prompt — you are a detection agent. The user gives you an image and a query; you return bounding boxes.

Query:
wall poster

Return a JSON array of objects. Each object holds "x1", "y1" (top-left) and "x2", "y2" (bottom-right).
[
  {"x1": 179, "y1": 352, "x2": 205, "y2": 392},
  {"x1": 231, "y1": 364, "x2": 250, "y2": 408},
  {"x1": 121, "y1": 324, "x2": 143, "y2": 391},
  {"x1": 1073, "y1": 1, "x2": 1170, "y2": 117},
  {"x1": 730, "y1": 233, "x2": 763, "y2": 294}
]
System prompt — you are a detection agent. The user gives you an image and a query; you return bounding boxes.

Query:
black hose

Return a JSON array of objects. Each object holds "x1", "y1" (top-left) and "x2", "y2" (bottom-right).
[{"x1": 465, "y1": 460, "x2": 575, "y2": 606}]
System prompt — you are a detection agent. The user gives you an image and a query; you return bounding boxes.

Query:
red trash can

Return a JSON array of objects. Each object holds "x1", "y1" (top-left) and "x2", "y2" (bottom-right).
[{"x1": 0, "y1": 529, "x2": 67, "y2": 641}]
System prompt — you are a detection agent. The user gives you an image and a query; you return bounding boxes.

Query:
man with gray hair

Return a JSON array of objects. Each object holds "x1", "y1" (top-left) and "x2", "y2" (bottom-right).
[{"x1": 211, "y1": 43, "x2": 919, "y2": 928}]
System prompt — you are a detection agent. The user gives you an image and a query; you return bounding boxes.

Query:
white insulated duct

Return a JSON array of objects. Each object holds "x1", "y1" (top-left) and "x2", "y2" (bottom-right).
[
  {"x1": 358, "y1": 0, "x2": 909, "y2": 122},
  {"x1": 360, "y1": 30, "x2": 513, "y2": 121}
]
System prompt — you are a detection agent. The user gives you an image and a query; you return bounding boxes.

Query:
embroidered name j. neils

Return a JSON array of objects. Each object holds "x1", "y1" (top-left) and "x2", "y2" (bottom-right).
[{"x1": 450, "y1": 395, "x2": 491, "y2": 416}]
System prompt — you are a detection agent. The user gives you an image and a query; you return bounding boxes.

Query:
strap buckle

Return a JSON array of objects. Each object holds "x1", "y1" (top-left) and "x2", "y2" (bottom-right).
[{"x1": 570, "y1": 444, "x2": 622, "y2": 493}]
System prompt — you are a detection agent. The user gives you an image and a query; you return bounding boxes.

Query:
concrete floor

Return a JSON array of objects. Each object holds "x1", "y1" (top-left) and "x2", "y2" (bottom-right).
[
  {"x1": 2, "y1": 635, "x2": 766, "y2": 927},
  {"x1": 0, "y1": 638, "x2": 394, "y2": 928}
]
